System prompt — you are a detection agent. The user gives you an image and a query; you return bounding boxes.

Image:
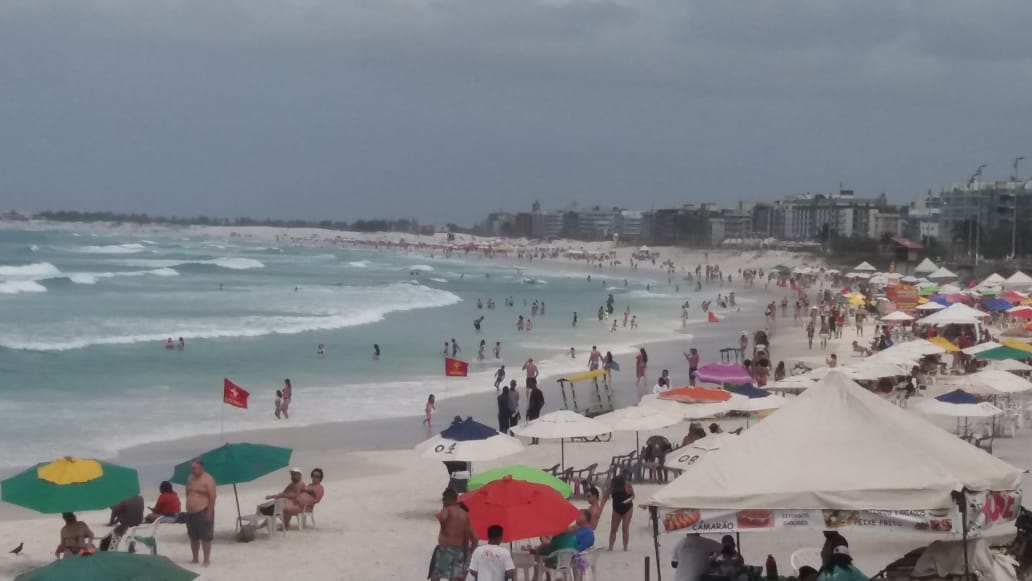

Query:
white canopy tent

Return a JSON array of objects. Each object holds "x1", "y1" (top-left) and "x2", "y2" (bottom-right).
[
  {"x1": 854, "y1": 261, "x2": 877, "y2": 272},
  {"x1": 917, "y1": 301, "x2": 947, "y2": 311},
  {"x1": 986, "y1": 359, "x2": 1032, "y2": 372},
  {"x1": 648, "y1": 371, "x2": 1022, "y2": 512},
  {"x1": 1006, "y1": 271, "x2": 1032, "y2": 289},
  {"x1": 916, "y1": 398, "x2": 1004, "y2": 418},
  {"x1": 881, "y1": 311, "x2": 915, "y2": 322},
  {"x1": 981, "y1": 273, "x2": 1007, "y2": 287},
  {"x1": 914, "y1": 258, "x2": 939, "y2": 274},
  {"x1": 963, "y1": 370, "x2": 1032, "y2": 396},
  {"x1": 927, "y1": 267, "x2": 958, "y2": 280},
  {"x1": 919, "y1": 302, "x2": 991, "y2": 326}
]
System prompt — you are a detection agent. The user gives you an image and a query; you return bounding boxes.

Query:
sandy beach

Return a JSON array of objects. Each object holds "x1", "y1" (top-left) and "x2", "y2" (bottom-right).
[{"x1": 2, "y1": 222, "x2": 1028, "y2": 581}]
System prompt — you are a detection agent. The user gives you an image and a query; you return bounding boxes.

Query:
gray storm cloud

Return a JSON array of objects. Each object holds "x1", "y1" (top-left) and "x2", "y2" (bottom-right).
[{"x1": 1, "y1": 0, "x2": 1030, "y2": 222}]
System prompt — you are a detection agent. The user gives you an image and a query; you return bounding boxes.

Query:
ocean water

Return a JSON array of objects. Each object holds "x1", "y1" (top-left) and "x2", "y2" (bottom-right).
[{"x1": 0, "y1": 227, "x2": 706, "y2": 468}]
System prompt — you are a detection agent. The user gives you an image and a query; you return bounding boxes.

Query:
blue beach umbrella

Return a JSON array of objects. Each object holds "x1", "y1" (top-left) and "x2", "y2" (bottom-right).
[
  {"x1": 727, "y1": 384, "x2": 772, "y2": 399},
  {"x1": 984, "y1": 298, "x2": 1013, "y2": 312},
  {"x1": 936, "y1": 389, "x2": 981, "y2": 405}
]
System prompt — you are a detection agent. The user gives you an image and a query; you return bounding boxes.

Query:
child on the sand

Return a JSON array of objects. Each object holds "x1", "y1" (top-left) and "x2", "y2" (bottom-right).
[
  {"x1": 423, "y1": 394, "x2": 436, "y2": 426},
  {"x1": 274, "y1": 390, "x2": 284, "y2": 419}
]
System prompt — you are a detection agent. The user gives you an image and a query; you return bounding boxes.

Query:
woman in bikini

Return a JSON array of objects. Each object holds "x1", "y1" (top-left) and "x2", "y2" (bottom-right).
[{"x1": 602, "y1": 473, "x2": 635, "y2": 551}]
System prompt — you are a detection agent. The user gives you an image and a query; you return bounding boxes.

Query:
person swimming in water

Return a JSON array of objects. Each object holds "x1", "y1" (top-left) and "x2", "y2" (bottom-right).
[
  {"x1": 317, "y1": 344, "x2": 325, "y2": 358},
  {"x1": 493, "y1": 341, "x2": 501, "y2": 359},
  {"x1": 478, "y1": 340, "x2": 486, "y2": 360},
  {"x1": 177, "y1": 337, "x2": 185, "y2": 351},
  {"x1": 164, "y1": 338, "x2": 174, "y2": 350}
]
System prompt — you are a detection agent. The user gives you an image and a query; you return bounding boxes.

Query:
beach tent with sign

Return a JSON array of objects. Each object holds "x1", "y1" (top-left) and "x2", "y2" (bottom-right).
[
  {"x1": 641, "y1": 371, "x2": 1021, "y2": 581},
  {"x1": 914, "y1": 258, "x2": 939, "y2": 275}
]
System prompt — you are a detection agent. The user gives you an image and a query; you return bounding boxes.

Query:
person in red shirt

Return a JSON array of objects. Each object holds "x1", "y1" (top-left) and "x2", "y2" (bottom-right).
[{"x1": 146, "y1": 481, "x2": 182, "y2": 523}]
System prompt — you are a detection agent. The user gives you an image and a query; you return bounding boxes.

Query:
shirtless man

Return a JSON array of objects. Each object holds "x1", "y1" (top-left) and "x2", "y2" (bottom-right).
[
  {"x1": 429, "y1": 488, "x2": 477, "y2": 581},
  {"x1": 185, "y1": 459, "x2": 216, "y2": 566},
  {"x1": 277, "y1": 468, "x2": 324, "y2": 529},
  {"x1": 588, "y1": 346, "x2": 602, "y2": 370}
]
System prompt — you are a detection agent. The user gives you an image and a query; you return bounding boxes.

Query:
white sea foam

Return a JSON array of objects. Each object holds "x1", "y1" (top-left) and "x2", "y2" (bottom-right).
[
  {"x1": 428, "y1": 277, "x2": 448, "y2": 283},
  {"x1": 409, "y1": 264, "x2": 434, "y2": 272},
  {"x1": 0, "y1": 262, "x2": 62, "y2": 280},
  {"x1": 0, "y1": 283, "x2": 461, "y2": 351},
  {"x1": 76, "y1": 243, "x2": 147, "y2": 254},
  {"x1": 28, "y1": 245, "x2": 39, "y2": 252},
  {"x1": 117, "y1": 257, "x2": 265, "y2": 270},
  {"x1": 0, "y1": 280, "x2": 48, "y2": 294},
  {"x1": 347, "y1": 260, "x2": 370, "y2": 268}
]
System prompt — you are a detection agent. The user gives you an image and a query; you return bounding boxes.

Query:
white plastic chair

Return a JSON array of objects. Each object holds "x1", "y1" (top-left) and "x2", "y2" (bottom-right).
[
  {"x1": 790, "y1": 547, "x2": 823, "y2": 572},
  {"x1": 544, "y1": 548, "x2": 578, "y2": 581},
  {"x1": 299, "y1": 505, "x2": 316, "y2": 530},
  {"x1": 237, "y1": 499, "x2": 287, "y2": 536},
  {"x1": 118, "y1": 520, "x2": 163, "y2": 554},
  {"x1": 575, "y1": 547, "x2": 602, "y2": 581}
]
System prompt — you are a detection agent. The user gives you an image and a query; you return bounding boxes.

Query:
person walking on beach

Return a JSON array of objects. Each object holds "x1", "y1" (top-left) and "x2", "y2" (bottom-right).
[
  {"x1": 443, "y1": 341, "x2": 450, "y2": 357},
  {"x1": 493, "y1": 341, "x2": 501, "y2": 359},
  {"x1": 819, "y1": 319, "x2": 831, "y2": 349},
  {"x1": 185, "y1": 459, "x2": 216, "y2": 567},
  {"x1": 274, "y1": 390, "x2": 284, "y2": 419},
  {"x1": 423, "y1": 394, "x2": 436, "y2": 426},
  {"x1": 806, "y1": 321, "x2": 815, "y2": 350},
  {"x1": 429, "y1": 488, "x2": 477, "y2": 581},
  {"x1": 526, "y1": 381, "x2": 544, "y2": 445},
  {"x1": 635, "y1": 348, "x2": 648, "y2": 390},
  {"x1": 588, "y1": 346, "x2": 602, "y2": 371},
  {"x1": 281, "y1": 379, "x2": 292, "y2": 419},
  {"x1": 494, "y1": 366, "x2": 506, "y2": 391},
  {"x1": 451, "y1": 339, "x2": 461, "y2": 358}
]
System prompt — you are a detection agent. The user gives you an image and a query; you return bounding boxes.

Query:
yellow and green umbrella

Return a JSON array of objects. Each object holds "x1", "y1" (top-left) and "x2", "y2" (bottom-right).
[
  {"x1": 14, "y1": 552, "x2": 197, "y2": 581},
  {"x1": 467, "y1": 465, "x2": 573, "y2": 498},
  {"x1": 1, "y1": 457, "x2": 140, "y2": 514}
]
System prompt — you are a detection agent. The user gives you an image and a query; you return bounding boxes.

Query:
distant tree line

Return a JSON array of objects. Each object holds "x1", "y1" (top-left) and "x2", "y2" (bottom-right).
[{"x1": 32, "y1": 210, "x2": 438, "y2": 235}]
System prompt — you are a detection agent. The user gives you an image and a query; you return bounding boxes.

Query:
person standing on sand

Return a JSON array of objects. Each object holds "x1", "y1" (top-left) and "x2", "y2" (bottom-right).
[
  {"x1": 497, "y1": 386, "x2": 511, "y2": 433},
  {"x1": 281, "y1": 379, "x2": 292, "y2": 419},
  {"x1": 635, "y1": 348, "x2": 648, "y2": 390},
  {"x1": 444, "y1": 341, "x2": 450, "y2": 357},
  {"x1": 507, "y1": 380, "x2": 520, "y2": 431},
  {"x1": 684, "y1": 348, "x2": 700, "y2": 386},
  {"x1": 602, "y1": 473, "x2": 635, "y2": 552},
  {"x1": 429, "y1": 488, "x2": 477, "y2": 581},
  {"x1": 522, "y1": 358, "x2": 539, "y2": 392},
  {"x1": 185, "y1": 459, "x2": 216, "y2": 567},
  {"x1": 424, "y1": 394, "x2": 436, "y2": 426},
  {"x1": 451, "y1": 339, "x2": 461, "y2": 358},
  {"x1": 526, "y1": 381, "x2": 544, "y2": 445},
  {"x1": 806, "y1": 321, "x2": 815, "y2": 350}
]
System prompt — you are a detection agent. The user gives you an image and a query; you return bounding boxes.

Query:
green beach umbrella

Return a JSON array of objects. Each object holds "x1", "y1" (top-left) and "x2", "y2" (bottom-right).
[
  {"x1": 974, "y1": 346, "x2": 1031, "y2": 361},
  {"x1": 772, "y1": 265, "x2": 790, "y2": 273},
  {"x1": 467, "y1": 465, "x2": 573, "y2": 498},
  {"x1": 918, "y1": 285, "x2": 940, "y2": 296},
  {"x1": 14, "y1": 552, "x2": 198, "y2": 581},
  {"x1": 1, "y1": 458, "x2": 139, "y2": 514},
  {"x1": 170, "y1": 443, "x2": 292, "y2": 521}
]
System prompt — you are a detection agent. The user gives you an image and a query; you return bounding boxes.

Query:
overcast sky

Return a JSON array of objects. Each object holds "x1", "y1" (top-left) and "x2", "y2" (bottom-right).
[{"x1": 1, "y1": 1, "x2": 1030, "y2": 224}]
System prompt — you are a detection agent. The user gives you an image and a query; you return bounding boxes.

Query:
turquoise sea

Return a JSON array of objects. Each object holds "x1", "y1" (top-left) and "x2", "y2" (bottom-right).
[{"x1": 0, "y1": 227, "x2": 710, "y2": 468}]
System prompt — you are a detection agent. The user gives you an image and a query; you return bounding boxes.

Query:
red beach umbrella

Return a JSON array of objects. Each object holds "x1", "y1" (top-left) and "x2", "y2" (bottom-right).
[
  {"x1": 458, "y1": 476, "x2": 580, "y2": 542},
  {"x1": 658, "y1": 386, "x2": 733, "y2": 403}
]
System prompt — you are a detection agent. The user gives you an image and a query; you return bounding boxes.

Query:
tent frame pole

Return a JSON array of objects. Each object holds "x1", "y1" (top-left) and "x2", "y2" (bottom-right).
[
  {"x1": 649, "y1": 506, "x2": 662, "y2": 581},
  {"x1": 954, "y1": 490, "x2": 971, "y2": 581}
]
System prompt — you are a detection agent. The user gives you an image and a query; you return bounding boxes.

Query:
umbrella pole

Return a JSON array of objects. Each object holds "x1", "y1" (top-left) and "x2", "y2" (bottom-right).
[
  {"x1": 561, "y1": 439, "x2": 565, "y2": 473},
  {"x1": 650, "y1": 506, "x2": 662, "y2": 581},
  {"x1": 233, "y1": 483, "x2": 243, "y2": 523},
  {"x1": 636, "y1": 431, "x2": 640, "y2": 452}
]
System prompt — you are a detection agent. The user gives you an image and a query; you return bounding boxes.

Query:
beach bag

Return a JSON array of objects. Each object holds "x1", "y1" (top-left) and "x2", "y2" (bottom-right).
[{"x1": 236, "y1": 523, "x2": 256, "y2": 543}]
